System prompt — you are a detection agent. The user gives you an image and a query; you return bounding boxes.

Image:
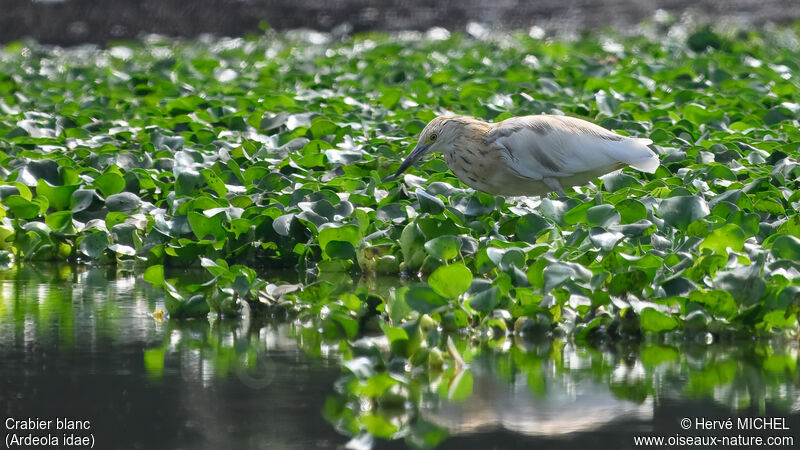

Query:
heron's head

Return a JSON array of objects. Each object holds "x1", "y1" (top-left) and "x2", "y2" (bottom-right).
[{"x1": 388, "y1": 116, "x2": 465, "y2": 179}]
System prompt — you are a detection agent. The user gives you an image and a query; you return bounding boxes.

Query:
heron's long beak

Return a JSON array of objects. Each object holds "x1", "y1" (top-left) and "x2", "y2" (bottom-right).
[{"x1": 383, "y1": 143, "x2": 430, "y2": 182}]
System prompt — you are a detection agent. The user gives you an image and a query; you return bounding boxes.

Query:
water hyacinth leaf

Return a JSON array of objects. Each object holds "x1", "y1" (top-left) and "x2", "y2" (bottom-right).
[
  {"x1": 404, "y1": 286, "x2": 448, "y2": 313},
  {"x1": 468, "y1": 286, "x2": 500, "y2": 313},
  {"x1": 379, "y1": 323, "x2": 408, "y2": 344},
  {"x1": 183, "y1": 294, "x2": 211, "y2": 317},
  {"x1": 353, "y1": 372, "x2": 398, "y2": 398},
  {"x1": 542, "y1": 263, "x2": 575, "y2": 292},
  {"x1": 586, "y1": 204, "x2": 620, "y2": 227},
  {"x1": 615, "y1": 199, "x2": 647, "y2": 224},
  {"x1": 428, "y1": 263, "x2": 472, "y2": 298},
  {"x1": 526, "y1": 258, "x2": 548, "y2": 289},
  {"x1": 640, "y1": 307, "x2": 679, "y2": 333},
  {"x1": 416, "y1": 189, "x2": 445, "y2": 215},
  {"x1": 699, "y1": 224, "x2": 746, "y2": 256},
  {"x1": 45, "y1": 211, "x2": 73, "y2": 231},
  {"x1": 188, "y1": 211, "x2": 226, "y2": 240},
  {"x1": 515, "y1": 213, "x2": 550, "y2": 242},
  {"x1": 608, "y1": 270, "x2": 648, "y2": 296},
  {"x1": 777, "y1": 215, "x2": 800, "y2": 237},
  {"x1": 589, "y1": 228, "x2": 624, "y2": 252},
  {"x1": 603, "y1": 172, "x2": 642, "y2": 192},
  {"x1": 143, "y1": 265, "x2": 165, "y2": 287},
  {"x1": 657, "y1": 195, "x2": 709, "y2": 230},
  {"x1": 175, "y1": 171, "x2": 204, "y2": 196},
  {"x1": 109, "y1": 244, "x2": 136, "y2": 256},
  {"x1": 3, "y1": 195, "x2": 40, "y2": 219},
  {"x1": 688, "y1": 289, "x2": 738, "y2": 319},
  {"x1": 272, "y1": 213, "x2": 296, "y2": 237},
  {"x1": 78, "y1": 230, "x2": 108, "y2": 259},
  {"x1": 771, "y1": 235, "x2": 800, "y2": 260},
  {"x1": 754, "y1": 197, "x2": 785, "y2": 215},
  {"x1": 729, "y1": 211, "x2": 760, "y2": 237},
  {"x1": 106, "y1": 192, "x2": 141, "y2": 213},
  {"x1": 310, "y1": 117, "x2": 337, "y2": 138},
  {"x1": 71, "y1": 189, "x2": 98, "y2": 212},
  {"x1": 36, "y1": 180, "x2": 78, "y2": 211},
  {"x1": 94, "y1": 170, "x2": 126, "y2": 197},
  {"x1": 260, "y1": 112, "x2": 288, "y2": 131},
  {"x1": 400, "y1": 222, "x2": 426, "y2": 270},
  {"x1": 563, "y1": 202, "x2": 593, "y2": 225},
  {"x1": 424, "y1": 235, "x2": 460, "y2": 261},
  {"x1": 714, "y1": 265, "x2": 766, "y2": 306},
  {"x1": 762, "y1": 310, "x2": 796, "y2": 329},
  {"x1": 319, "y1": 224, "x2": 361, "y2": 250},
  {"x1": 324, "y1": 240, "x2": 357, "y2": 260}
]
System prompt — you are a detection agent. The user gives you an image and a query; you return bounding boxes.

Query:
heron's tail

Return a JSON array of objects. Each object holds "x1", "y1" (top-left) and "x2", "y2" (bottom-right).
[{"x1": 606, "y1": 137, "x2": 659, "y2": 173}]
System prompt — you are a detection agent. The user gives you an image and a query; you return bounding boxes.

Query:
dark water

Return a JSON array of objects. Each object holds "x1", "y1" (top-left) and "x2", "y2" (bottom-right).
[
  {"x1": 0, "y1": 265, "x2": 345, "y2": 449},
  {"x1": 1, "y1": 265, "x2": 798, "y2": 449}
]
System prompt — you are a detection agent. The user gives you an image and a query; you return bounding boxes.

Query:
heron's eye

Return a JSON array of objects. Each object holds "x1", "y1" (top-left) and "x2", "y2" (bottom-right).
[{"x1": 429, "y1": 133, "x2": 438, "y2": 142}]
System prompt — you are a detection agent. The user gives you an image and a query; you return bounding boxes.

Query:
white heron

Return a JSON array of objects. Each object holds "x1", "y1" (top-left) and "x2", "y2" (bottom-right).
[{"x1": 389, "y1": 114, "x2": 659, "y2": 197}]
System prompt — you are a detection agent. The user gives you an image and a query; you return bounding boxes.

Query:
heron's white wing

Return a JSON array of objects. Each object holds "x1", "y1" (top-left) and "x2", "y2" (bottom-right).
[{"x1": 486, "y1": 115, "x2": 658, "y2": 180}]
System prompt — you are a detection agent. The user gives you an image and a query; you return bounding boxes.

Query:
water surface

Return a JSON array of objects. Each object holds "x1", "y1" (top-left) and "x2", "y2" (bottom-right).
[{"x1": 1, "y1": 265, "x2": 798, "y2": 449}]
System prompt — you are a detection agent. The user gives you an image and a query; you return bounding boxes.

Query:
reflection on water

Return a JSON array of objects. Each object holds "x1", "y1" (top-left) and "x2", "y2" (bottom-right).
[
  {"x1": 1, "y1": 264, "x2": 798, "y2": 449},
  {"x1": 0, "y1": 264, "x2": 345, "y2": 449},
  {"x1": 413, "y1": 340, "x2": 799, "y2": 448},
  {"x1": 423, "y1": 349, "x2": 655, "y2": 436}
]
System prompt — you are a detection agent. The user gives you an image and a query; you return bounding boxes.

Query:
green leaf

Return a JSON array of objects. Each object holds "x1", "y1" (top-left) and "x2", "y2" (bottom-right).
[
  {"x1": 71, "y1": 189, "x2": 98, "y2": 212},
  {"x1": 324, "y1": 240, "x2": 357, "y2": 260},
  {"x1": 184, "y1": 294, "x2": 211, "y2": 317},
  {"x1": 78, "y1": 230, "x2": 108, "y2": 259},
  {"x1": 360, "y1": 414, "x2": 398, "y2": 438},
  {"x1": 309, "y1": 117, "x2": 337, "y2": 138},
  {"x1": 379, "y1": 323, "x2": 409, "y2": 344},
  {"x1": 515, "y1": 213, "x2": 550, "y2": 242},
  {"x1": 318, "y1": 224, "x2": 361, "y2": 250},
  {"x1": 428, "y1": 263, "x2": 472, "y2": 298},
  {"x1": 468, "y1": 286, "x2": 500, "y2": 313},
  {"x1": 714, "y1": 265, "x2": 766, "y2": 306},
  {"x1": 105, "y1": 192, "x2": 141, "y2": 213},
  {"x1": 563, "y1": 202, "x2": 592, "y2": 225},
  {"x1": 615, "y1": 198, "x2": 647, "y2": 224},
  {"x1": 688, "y1": 289, "x2": 738, "y2": 318},
  {"x1": 640, "y1": 307, "x2": 679, "y2": 333},
  {"x1": 188, "y1": 211, "x2": 226, "y2": 240},
  {"x1": 658, "y1": 195, "x2": 709, "y2": 230},
  {"x1": 3, "y1": 195, "x2": 40, "y2": 219},
  {"x1": 424, "y1": 235, "x2": 460, "y2": 260},
  {"x1": 417, "y1": 189, "x2": 445, "y2": 215},
  {"x1": 586, "y1": 204, "x2": 620, "y2": 227},
  {"x1": 754, "y1": 197, "x2": 785, "y2": 215},
  {"x1": 608, "y1": 270, "x2": 648, "y2": 296},
  {"x1": 45, "y1": 211, "x2": 73, "y2": 231},
  {"x1": 400, "y1": 222, "x2": 426, "y2": 271},
  {"x1": 36, "y1": 180, "x2": 78, "y2": 211},
  {"x1": 699, "y1": 224, "x2": 746, "y2": 256},
  {"x1": 144, "y1": 265, "x2": 165, "y2": 287},
  {"x1": 772, "y1": 235, "x2": 800, "y2": 260},
  {"x1": 94, "y1": 170, "x2": 126, "y2": 197},
  {"x1": 404, "y1": 286, "x2": 448, "y2": 313}
]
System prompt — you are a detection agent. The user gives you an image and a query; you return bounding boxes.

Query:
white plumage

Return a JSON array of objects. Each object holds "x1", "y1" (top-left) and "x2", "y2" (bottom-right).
[{"x1": 389, "y1": 114, "x2": 659, "y2": 197}]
